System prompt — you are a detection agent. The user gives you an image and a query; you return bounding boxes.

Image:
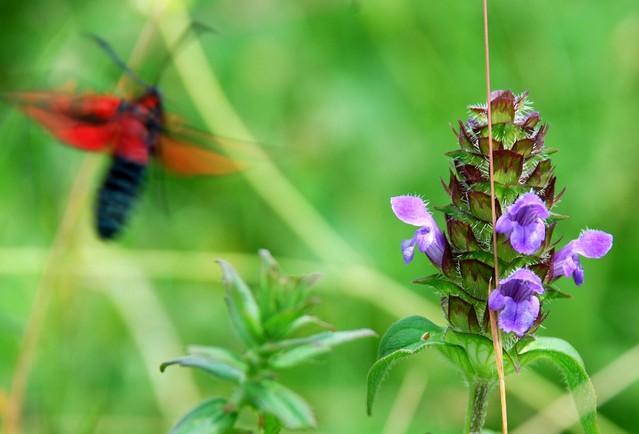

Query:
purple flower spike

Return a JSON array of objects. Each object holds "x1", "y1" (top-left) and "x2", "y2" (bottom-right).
[
  {"x1": 489, "y1": 269, "x2": 545, "y2": 337},
  {"x1": 391, "y1": 195, "x2": 447, "y2": 267},
  {"x1": 552, "y1": 230, "x2": 613, "y2": 286},
  {"x1": 495, "y1": 193, "x2": 550, "y2": 255}
]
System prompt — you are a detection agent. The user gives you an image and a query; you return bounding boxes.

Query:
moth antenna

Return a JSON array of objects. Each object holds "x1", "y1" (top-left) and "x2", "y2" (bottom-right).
[
  {"x1": 86, "y1": 34, "x2": 151, "y2": 88},
  {"x1": 152, "y1": 21, "x2": 217, "y2": 85}
]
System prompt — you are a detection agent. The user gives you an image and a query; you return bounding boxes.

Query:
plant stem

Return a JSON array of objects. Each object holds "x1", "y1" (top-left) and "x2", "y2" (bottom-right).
[
  {"x1": 481, "y1": 0, "x2": 508, "y2": 431},
  {"x1": 465, "y1": 380, "x2": 494, "y2": 434}
]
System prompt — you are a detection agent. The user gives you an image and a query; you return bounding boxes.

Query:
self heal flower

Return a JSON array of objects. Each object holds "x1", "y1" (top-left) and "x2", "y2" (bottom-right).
[
  {"x1": 496, "y1": 193, "x2": 550, "y2": 255},
  {"x1": 391, "y1": 195, "x2": 447, "y2": 267},
  {"x1": 552, "y1": 230, "x2": 613, "y2": 286},
  {"x1": 489, "y1": 269, "x2": 544, "y2": 337}
]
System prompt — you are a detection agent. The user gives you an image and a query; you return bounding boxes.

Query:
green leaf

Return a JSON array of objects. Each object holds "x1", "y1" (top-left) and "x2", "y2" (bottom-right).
[
  {"x1": 525, "y1": 159, "x2": 554, "y2": 187},
  {"x1": 169, "y1": 397, "x2": 238, "y2": 434},
  {"x1": 542, "y1": 285, "x2": 573, "y2": 301},
  {"x1": 447, "y1": 217, "x2": 481, "y2": 252},
  {"x1": 262, "y1": 412, "x2": 283, "y2": 434},
  {"x1": 468, "y1": 190, "x2": 494, "y2": 222},
  {"x1": 444, "y1": 296, "x2": 481, "y2": 334},
  {"x1": 367, "y1": 316, "x2": 461, "y2": 414},
  {"x1": 244, "y1": 380, "x2": 316, "y2": 429},
  {"x1": 218, "y1": 260, "x2": 264, "y2": 347},
  {"x1": 412, "y1": 274, "x2": 465, "y2": 295},
  {"x1": 519, "y1": 337, "x2": 599, "y2": 434},
  {"x1": 285, "y1": 314, "x2": 335, "y2": 335},
  {"x1": 436, "y1": 205, "x2": 490, "y2": 237},
  {"x1": 445, "y1": 149, "x2": 486, "y2": 167},
  {"x1": 493, "y1": 149, "x2": 524, "y2": 185},
  {"x1": 459, "y1": 259, "x2": 492, "y2": 301},
  {"x1": 444, "y1": 330, "x2": 496, "y2": 380},
  {"x1": 490, "y1": 91, "x2": 516, "y2": 124},
  {"x1": 160, "y1": 348, "x2": 247, "y2": 383},
  {"x1": 471, "y1": 182, "x2": 529, "y2": 207},
  {"x1": 268, "y1": 329, "x2": 376, "y2": 369}
]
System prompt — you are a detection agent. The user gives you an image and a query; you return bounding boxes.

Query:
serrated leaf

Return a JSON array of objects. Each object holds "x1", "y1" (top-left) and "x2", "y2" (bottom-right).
[
  {"x1": 445, "y1": 149, "x2": 486, "y2": 167},
  {"x1": 444, "y1": 296, "x2": 481, "y2": 334},
  {"x1": 367, "y1": 316, "x2": 455, "y2": 414},
  {"x1": 436, "y1": 205, "x2": 490, "y2": 234},
  {"x1": 512, "y1": 138, "x2": 534, "y2": 157},
  {"x1": 169, "y1": 397, "x2": 238, "y2": 434},
  {"x1": 490, "y1": 90, "x2": 516, "y2": 124},
  {"x1": 454, "y1": 120, "x2": 478, "y2": 152},
  {"x1": 412, "y1": 274, "x2": 464, "y2": 295},
  {"x1": 268, "y1": 329, "x2": 376, "y2": 369},
  {"x1": 525, "y1": 159, "x2": 554, "y2": 187},
  {"x1": 467, "y1": 190, "x2": 495, "y2": 228},
  {"x1": 493, "y1": 149, "x2": 524, "y2": 185},
  {"x1": 459, "y1": 259, "x2": 493, "y2": 300},
  {"x1": 472, "y1": 182, "x2": 529, "y2": 207},
  {"x1": 218, "y1": 260, "x2": 264, "y2": 347},
  {"x1": 244, "y1": 380, "x2": 316, "y2": 429},
  {"x1": 457, "y1": 163, "x2": 485, "y2": 183},
  {"x1": 447, "y1": 217, "x2": 480, "y2": 252},
  {"x1": 519, "y1": 337, "x2": 599, "y2": 434},
  {"x1": 458, "y1": 251, "x2": 504, "y2": 268},
  {"x1": 478, "y1": 136, "x2": 503, "y2": 155},
  {"x1": 160, "y1": 350, "x2": 247, "y2": 383},
  {"x1": 542, "y1": 285, "x2": 573, "y2": 301}
]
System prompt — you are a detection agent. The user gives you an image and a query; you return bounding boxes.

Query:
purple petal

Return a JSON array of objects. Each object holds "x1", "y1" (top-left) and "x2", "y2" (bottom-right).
[
  {"x1": 574, "y1": 267, "x2": 585, "y2": 286},
  {"x1": 498, "y1": 296, "x2": 540, "y2": 337},
  {"x1": 391, "y1": 196, "x2": 436, "y2": 227},
  {"x1": 573, "y1": 230, "x2": 613, "y2": 258},
  {"x1": 500, "y1": 268, "x2": 544, "y2": 294},
  {"x1": 495, "y1": 214, "x2": 514, "y2": 234},
  {"x1": 510, "y1": 193, "x2": 550, "y2": 220},
  {"x1": 392, "y1": 195, "x2": 447, "y2": 268},
  {"x1": 496, "y1": 193, "x2": 549, "y2": 254},
  {"x1": 510, "y1": 219, "x2": 545, "y2": 254},
  {"x1": 488, "y1": 289, "x2": 506, "y2": 311},
  {"x1": 551, "y1": 229, "x2": 613, "y2": 285},
  {"x1": 401, "y1": 238, "x2": 417, "y2": 264}
]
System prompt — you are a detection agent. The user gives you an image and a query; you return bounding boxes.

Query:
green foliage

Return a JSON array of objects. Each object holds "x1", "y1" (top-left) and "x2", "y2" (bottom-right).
[
  {"x1": 162, "y1": 250, "x2": 375, "y2": 433},
  {"x1": 168, "y1": 398, "x2": 238, "y2": 434},
  {"x1": 518, "y1": 337, "x2": 600, "y2": 434},
  {"x1": 367, "y1": 315, "x2": 450, "y2": 414}
]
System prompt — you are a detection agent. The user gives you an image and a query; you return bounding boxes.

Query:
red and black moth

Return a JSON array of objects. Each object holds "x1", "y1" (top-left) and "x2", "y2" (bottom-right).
[{"x1": 6, "y1": 35, "x2": 241, "y2": 240}]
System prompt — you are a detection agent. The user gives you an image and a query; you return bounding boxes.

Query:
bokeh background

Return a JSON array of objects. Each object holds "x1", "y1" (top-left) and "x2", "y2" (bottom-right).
[{"x1": 1, "y1": 0, "x2": 638, "y2": 433}]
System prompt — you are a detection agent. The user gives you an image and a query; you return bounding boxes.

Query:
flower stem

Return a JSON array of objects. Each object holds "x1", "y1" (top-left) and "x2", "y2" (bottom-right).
[
  {"x1": 481, "y1": 0, "x2": 508, "y2": 431},
  {"x1": 465, "y1": 380, "x2": 494, "y2": 434}
]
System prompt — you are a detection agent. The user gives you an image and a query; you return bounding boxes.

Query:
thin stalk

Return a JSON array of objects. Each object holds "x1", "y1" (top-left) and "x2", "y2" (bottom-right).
[
  {"x1": 482, "y1": 0, "x2": 508, "y2": 432},
  {"x1": 465, "y1": 380, "x2": 494, "y2": 434}
]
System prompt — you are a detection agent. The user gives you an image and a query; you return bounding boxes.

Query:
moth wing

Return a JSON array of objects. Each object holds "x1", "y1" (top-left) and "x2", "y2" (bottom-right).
[
  {"x1": 156, "y1": 135, "x2": 243, "y2": 176},
  {"x1": 7, "y1": 91, "x2": 122, "y2": 151}
]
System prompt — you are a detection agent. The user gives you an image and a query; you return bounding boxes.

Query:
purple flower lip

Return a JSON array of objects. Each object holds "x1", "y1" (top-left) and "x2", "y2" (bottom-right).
[
  {"x1": 495, "y1": 193, "x2": 549, "y2": 255},
  {"x1": 391, "y1": 195, "x2": 447, "y2": 268},
  {"x1": 552, "y1": 230, "x2": 613, "y2": 286},
  {"x1": 489, "y1": 269, "x2": 544, "y2": 337}
]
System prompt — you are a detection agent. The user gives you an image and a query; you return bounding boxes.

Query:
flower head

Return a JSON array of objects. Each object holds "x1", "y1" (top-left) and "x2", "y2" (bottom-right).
[
  {"x1": 552, "y1": 230, "x2": 613, "y2": 286},
  {"x1": 496, "y1": 193, "x2": 550, "y2": 255},
  {"x1": 489, "y1": 269, "x2": 544, "y2": 337},
  {"x1": 391, "y1": 195, "x2": 447, "y2": 267}
]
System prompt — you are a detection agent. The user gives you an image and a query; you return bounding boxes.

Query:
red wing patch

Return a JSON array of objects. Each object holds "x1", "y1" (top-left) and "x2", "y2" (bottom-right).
[{"x1": 7, "y1": 91, "x2": 122, "y2": 151}]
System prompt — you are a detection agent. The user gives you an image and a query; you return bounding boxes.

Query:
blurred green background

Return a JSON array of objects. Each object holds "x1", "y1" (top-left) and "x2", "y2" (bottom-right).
[{"x1": 1, "y1": 0, "x2": 638, "y2": 433}]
